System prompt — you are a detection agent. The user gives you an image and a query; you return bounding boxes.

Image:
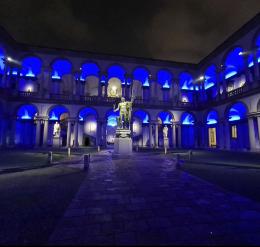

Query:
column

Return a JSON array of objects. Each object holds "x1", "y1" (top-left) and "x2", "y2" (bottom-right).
[
  {"x1": 253, "y1": 51, "x2": 260, "y2": 81},
  {"x1": 149, "y1": 123, "x2": 153, "y2": 148},
  {"x1": 43, "y1": 118, "x2": 49, "y2": 147},
  {"x1": 102, "y1": 121, "x2": 107, "y2": 147},
  {"x1": 35, "y1": 118, "x2": 41, "y2": 147},
  {"x1": 178, "y1": 124, "x2": 182, "y2": 148},
  {"x1": 8, "y1": 118, "x2": 16, "y2": 146},
  {"x1": 248, "y1": 117, "x2": 256, "y2": 151},
  {"x1": 154, "y1": 121, "x2": 158, "y2": 148},
  {"x1": 223, "y1": 120, "x2": 230, "y2": 150},
  {"x1": 0, "y1": 117, "x2": 7, "y2": 146},
  {"x1": 216, "y1": 66, "x2": 221, "y2": 101},
  {"x1": 66, "y1": 119, "x2": 72, "y2": 147},
  {"x1": 218, "y1": 120, "x2": 224, "y2": 149},
  {"x1": 96, "y1": 119, "x2": 102, "y2": 146},
  {"x1": 243, "y1": 54, "x2": 251, "y2": 85},
  {"x1": 194, "y1": 124, "x2": 199, "y2": 148},
  {"x1": 172, "y1": 123, "x2": 176, "y2": 148},
  {"x1": 257, "y1": 117, "x2": 260, "y2": 145},
  {"x1": 74, "y1": 120, "x2": 79, "y2": 147}
]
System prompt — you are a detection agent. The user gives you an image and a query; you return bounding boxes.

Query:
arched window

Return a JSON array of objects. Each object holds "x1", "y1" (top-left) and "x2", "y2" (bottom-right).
[
  {"x1": 204, "y1": 65, "x2": 216, "y2": 90},
  {"x1": 157, "y1": 70, "x2": 172, "y2": 89},
  {"x1": 79, "y1": 107, "x2": 97, "y2": 121},
  {"x1": 181, "y1": 112, "x2": 196, "y2": 148},
  {"x1": 17, "y1": 104, "x2": 38, "y2": 120},
  {"x1": 49, "y1": 105, "x2": 69, "y2": 121},
  {"x1": 107, "y1": 65, "x2": 125, "y2": 82},
  {"x1": 80, "y1": 62, "x2": 100, "y2": 81},
  {"x1": 179, "y1": 72, "x2": 196, "y2": 90},
  {"x1": 133, "y1": 110, "x2": 149, "y2": 124},
  {"x1": 224, "y1": 47, "x2": 244, "y2": 79},
  {"x1": 206, "y1": 110, "x2": 218, "y2": 125},
  {"x1": 21, "y1": 56, "x2": 42, "y2": 78},
  {"x1": 181, "y1": 112, "x2": 195, "y2": 125},
  {"x1": 158, "y1": 111, "x2": 173, "y2": 125},
  {"x1": 133, "y1": 67, "x2": 150, "y2": 86},
  {"x1": 228, "y1": 102, "x2": 247, "y2": 122},
  {"x1": 51, "y1": 59, "x2": 72, "y2": 80}
]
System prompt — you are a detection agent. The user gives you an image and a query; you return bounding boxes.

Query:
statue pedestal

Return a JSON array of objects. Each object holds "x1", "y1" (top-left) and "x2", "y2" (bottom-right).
[
  {"x1": 53, "y1": 136, "x2": 61, "y2": 148},
  {"x1": 163, "y1": 137, "x2": 169, "y2": 148},
  {"x1": 114, "y1": 129, "x2": 132, "y2": 155}
]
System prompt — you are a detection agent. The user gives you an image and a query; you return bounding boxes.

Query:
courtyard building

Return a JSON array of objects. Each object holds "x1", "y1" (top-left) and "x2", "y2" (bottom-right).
[{"x1": 0, "y1": 13, "x2": 259, "y2": 152}]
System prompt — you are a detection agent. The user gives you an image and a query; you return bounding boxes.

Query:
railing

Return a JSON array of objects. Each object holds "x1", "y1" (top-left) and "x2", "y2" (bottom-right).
[{"x1": 227, "y1": 86, "x2": 246, "y2": 98}]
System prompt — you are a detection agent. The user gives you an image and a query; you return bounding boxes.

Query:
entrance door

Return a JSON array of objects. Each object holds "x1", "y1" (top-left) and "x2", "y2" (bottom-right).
[{"x1": 208, "y1": 127, "x2": 217, "y2": 147}]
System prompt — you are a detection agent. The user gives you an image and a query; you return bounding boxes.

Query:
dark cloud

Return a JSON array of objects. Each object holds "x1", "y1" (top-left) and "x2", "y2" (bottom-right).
[{"x1": 0, "y1": 0, "x2": 259, "y2": 63}]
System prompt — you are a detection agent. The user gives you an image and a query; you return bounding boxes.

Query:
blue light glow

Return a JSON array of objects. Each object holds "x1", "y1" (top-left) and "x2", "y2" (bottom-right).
[
  {"x1": 51, "y1": 59, "x2": 72, "y2": 79},
  {"x1": 49, "y1": 105, "x2": 68, "y2": 120},
  {"x1": 107, "y1": 65, "x2": 125, "y2": 82},
  {"x1": 157, "y1": 70, "x2": 172, "y2": 89},
  {"x1": 224, "y1": 47, "x2": 244, "y2": 79},
  {"x1": 179, "y1": 72, "x2": 197, "y2": 90},
  {"x1": 248, "y1": 54, "x2": 254, "y2": 68},
  {"x1": 228, "y1": 102, "x2": 247, "y2": 122},
  {"x1": 134, "y1": 110, "x2": 149, "y2": 124},
  {"x1": 78, "y1": 107, "x2": 97, "y2": 121},
  {"x1": 107, "y1": 109, "x2": 119, "y2": 127},
  {"x1": 204, "y1": 65, "x2": 216, "y2": 90},
  {"x1": 0, "y1": 47, "x2": 5, "y2": 74},
  {"x1": 158, "y1": 111, "x2": 173, "y2": 125},
  {"x1": 80, "y1": 63, "x2": 100, "y2": 81},
  {"x1": 17, "y1": 104, "x2": 38, "y2": 120},
  {"x1": 133, "y1": 67, "x2": 150, "y2": 86},
  {"x1": 206, "y1": 110, "x2": 218, "y2": 125},
  {"x1": 181, "y1": 112, "x2": 195, "y2": 125},
  {"x1": 21, "y1": 56, "x2": 42, "y2": 78}
]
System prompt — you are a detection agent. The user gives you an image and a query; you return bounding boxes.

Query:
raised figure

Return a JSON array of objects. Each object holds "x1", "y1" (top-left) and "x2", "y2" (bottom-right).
[{"x1": 53, "y1": 121, "x2": 61, "y2": 137}]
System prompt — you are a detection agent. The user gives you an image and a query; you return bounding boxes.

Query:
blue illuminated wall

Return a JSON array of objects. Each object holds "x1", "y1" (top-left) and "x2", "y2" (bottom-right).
[
  {"x1": 158, "y1": 111, "x2": 173, "y2": 124},
  {"x1": 224, "y1": 47, "x2": 244, "y2": 79},
  {"x1": 0, "y1": 47, "x2": 5, "y2": 75},
  {"x1": 204, "y1": 65, "x2": 216, "y2": 90},
  {"x1": 133, "y1": 67, "x2": 150, "y2": 86},
  {"x1": 16, "y1": 104, "x2": 38, "y2": 146},
  {"x1": 51, "y1": 59, "x2": 72, "y2": 80},
  {"x1": 79, "y1": 107, "x2": 97, "y2": 121},
  {"x1": 206, "y1": 110, "x2": 218, "y2": 125},
  {"x1": 21, "y1": 56, "x2": 42, "y2": 78},
  {"x1": 179, "y1": 72, "x2": 197, "y2": 90},
  {"x1": 49, "y1": 105, "x2": 69, "y2": 121},
  {"x1": 133, "y1": 110, "x2": 149, "y2": 124},
  {"x1": 157, "y1": 70, "x2": 172, "y2": 89},
  {"x1": 107, "y1": 65, "x2": 125, "y2": 82},
  {"x1": 80, "y1": 63, "x2": 99, "y2": 81},
  {"x1": 181, "y1": 112, "x2": 195, "y2": 148}
]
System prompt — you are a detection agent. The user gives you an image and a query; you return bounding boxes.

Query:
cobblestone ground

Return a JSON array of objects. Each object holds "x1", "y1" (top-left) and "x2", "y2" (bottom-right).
[{"x1": 49, "y1": 151, "x2": 260, "y2": 245}]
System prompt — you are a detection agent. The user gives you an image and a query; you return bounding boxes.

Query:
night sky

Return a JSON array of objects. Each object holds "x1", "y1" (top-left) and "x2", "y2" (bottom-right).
[{"x1": 0, "y1": 0, "x2": 259, "y2": 63}]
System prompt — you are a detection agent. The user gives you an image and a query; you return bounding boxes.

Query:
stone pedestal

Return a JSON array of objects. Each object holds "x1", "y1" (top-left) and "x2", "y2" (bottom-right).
[
  {"x1": 114, "y1": 129, "x2": 132, "y2": 155},
  {"x1": 163, "y1": 137, "x2": 169, "y2": 148},
  {"x1": 53, "y1": 136, "x2": 61, "y2": 148}
]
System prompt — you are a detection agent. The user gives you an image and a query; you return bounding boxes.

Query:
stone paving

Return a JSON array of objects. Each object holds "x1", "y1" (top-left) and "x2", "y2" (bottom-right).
[{"x1": 49, "y1": 151, "x2": 260, "y2": 245}]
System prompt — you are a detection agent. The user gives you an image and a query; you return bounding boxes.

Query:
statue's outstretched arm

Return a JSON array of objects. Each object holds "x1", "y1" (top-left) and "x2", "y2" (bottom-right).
[{"x1": 113, "y1": 103, "x2": 119, "y2": 112}]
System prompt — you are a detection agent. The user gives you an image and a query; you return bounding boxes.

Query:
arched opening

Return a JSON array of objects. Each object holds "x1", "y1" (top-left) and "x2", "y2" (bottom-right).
[
  {"x1": 48, "y1": 105, "x2": 69, "y2": 147},
  {"x1": 19, "y1": 56, "x2": 42, "y2": 92},
  {"x1": 133, "y1": 67, "x2": 150, "y2": 100},
  {"x1": 157, "y1": 111, "x2": 173, "y2": 147},
  {"x1": 179, "y1": 72, "x2": 197, "y2": 91},
  {"x1": 206, "y1": 110, "x2": 218, "y2": 148},
  {"x1": 106, "y1": 109, "x2": 119, "y2": 145},
  {"x1": 79, "y1": 62, "x2": 100, "y2": 96},
  {"x1": 51, "y1": 59, "x2": 72, "y2": 95},
  {"x1": 181, "y1": 112, "x2": 195, "y2": 148},
  {"x1": 227, "y1": 102, "x2": 249, "y2": 150},
  {"x1": 204, "y1": 65, "x2": 218, "y2": 100},
  {"x1": 78, "y1": 107, "x2": 98, "y2": 146},
  {"x1": 107, "y1": 65, "x2": 125, "y2": 98},
  {"x1": 133, "y1": 110, "x2": 150, "y2": 147},
  {"x1": 224, "y1": 47, "x2": 246, "y2": 92},
  {"x1": 157, "y1": 69, "x2": 173, "y2": 102},
  {"x1": 16, "y1": 104, "x2": 38, "y2": 146}
]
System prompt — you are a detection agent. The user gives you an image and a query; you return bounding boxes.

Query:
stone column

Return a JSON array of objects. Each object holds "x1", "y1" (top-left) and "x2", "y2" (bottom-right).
[
  {"x1": 218, "y1": 119, "x2": 224, "y2": 149},
  {"x1": 43, "y1": 117, "x2": 49, "y2": 147},
  {"x1": 96, "y1": 119, "x2": 102, "y2": 146},
  {"x1": 74, "y1": 120, "x2": 79, "y2": 147},
  {"x1": 9, "y1": 118, "x2": 16, "y2": 146},
  {"x1": 35, "y1": 118, "x2": 41, "y2": 147},
  {"x1": 248, "y1": 117, "x2": 256, "y2": 151},
  {"x1": 177, "y1": 124, "x2": 182, "y2": 148},
  {"x1": 257, "y1": 116, "x2": 260, "y2": 145},
  {"x1": 149, "y1": 123, "x2": 153, "y2": 148},
  {"x1": 102, "y1": 121, "x2": 107, "y2": 147},
  {"x1": 253, "y1": 51, "x2": 260, "y2": 81},
  {"x1": 154, "y1": 121, "x2": 159, "y2": 148},
  {"x1": 66, "y1": 119, "x2": 72, "y2": 147},
  {"x1": 172, "y1": 123, "x2": 176, "y2": 148},
  {"x1": 194, "y1": 124, "x2": 199, "y2": 148},
  {"x1": 243, "y1": 54, "x2": 251, "y2": 84},
  {"x1": 223, "y1": 120, "x2": 230, "y2": 150}
]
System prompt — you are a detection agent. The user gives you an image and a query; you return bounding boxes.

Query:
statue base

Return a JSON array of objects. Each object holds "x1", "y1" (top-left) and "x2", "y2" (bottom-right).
[
  {"x1": 114, "y1": 129, "x2": 132, "y2": 155},
  {"x1": 163, "y1": 137, "x2": 169, "y2": 148},
  {"x1": 53, "y1": 136, "x2": 61, "y2": 148}
]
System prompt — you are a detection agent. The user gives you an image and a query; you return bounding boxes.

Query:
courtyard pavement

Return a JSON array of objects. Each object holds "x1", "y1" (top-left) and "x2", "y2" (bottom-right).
[{"x1": 49, "y1": 151, "x2": 260, "y2": 245}]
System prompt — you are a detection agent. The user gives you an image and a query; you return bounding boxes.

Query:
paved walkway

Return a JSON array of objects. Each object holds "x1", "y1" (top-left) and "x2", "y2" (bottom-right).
[{"x1": 49, "y1": 151, "x2": 260, "y2": 245}]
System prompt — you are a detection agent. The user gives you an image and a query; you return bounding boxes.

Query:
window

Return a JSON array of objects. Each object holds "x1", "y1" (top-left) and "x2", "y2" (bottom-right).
[{"x1": 231, "y1": 125, "x2": 237, "y2": 139}]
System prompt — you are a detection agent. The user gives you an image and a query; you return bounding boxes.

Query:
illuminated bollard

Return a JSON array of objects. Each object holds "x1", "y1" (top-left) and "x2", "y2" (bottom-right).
[
  {"x1": 48, "y1": 151, "x2": 53, "y2": 164},
  {"x1": 83, "y1": 154, "x2": 90, "y2": 170}
]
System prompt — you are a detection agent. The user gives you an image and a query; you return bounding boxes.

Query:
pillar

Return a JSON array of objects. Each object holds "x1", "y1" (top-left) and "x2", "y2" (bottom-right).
[
  {"x1": 257, "y1": 117, "x2": 260, "y2": 145},
  {"x1": 154, "y1": 122, "x2": 158, "y2": 148},
  {"x1": 66, "y1": 119, "x2": 72, "y2": 147},
  {"x1": 172, "y1": 123, "x2": 176, "y2": 148},
  {"x1": 248, "y1": 117, "x2": 256, "y2": 151},
  {"x1": 224, "y1": 120, "x2": 230, "y2": 150},
  {"x1": 8, "y1": 118, "x2": 16, "y2": 146},
  {"x1": 243, "y1": 54, "x2": 251, "y2": 84},
  {"x1": 43, "y1": 118, "x2": 49, "y2": 147},
  {"x1": 178, "y1": 124, "x2": 182, "y2": 148},
  {"x1": 102, "y1": 120, "x2": 107, "y2": 147},
  {"x1": 35, "y1": 118, "x2": 41, "y2": 147},
  {"x1": 74, "y1": 120, "x2": 79, "y2": 147},
  {"x1": 96, "y1": 119, "x2": 102, "y2": 146},
  {"x1": 218, "y1": 120, "x2": 224, "y2": 149},
  {"x1": 149, "y1": 123, "x2": 153, "y2": 148}
]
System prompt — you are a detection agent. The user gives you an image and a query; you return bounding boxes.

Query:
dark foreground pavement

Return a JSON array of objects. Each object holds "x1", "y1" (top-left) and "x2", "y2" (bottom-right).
[{"x1": 49, "y1": 151, "x2": 260, "y2": 245}]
